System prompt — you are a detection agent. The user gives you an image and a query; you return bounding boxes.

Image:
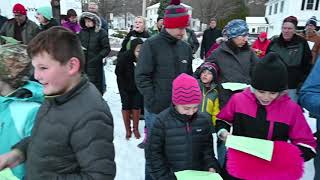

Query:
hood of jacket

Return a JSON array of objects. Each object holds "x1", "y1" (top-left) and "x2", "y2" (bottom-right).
[
  {"x1": 79, "y1": 12, "x2": 101, "y2": 32},
  {"x1": 0, "y1": 81, "x2": 44, "y2": 104}
]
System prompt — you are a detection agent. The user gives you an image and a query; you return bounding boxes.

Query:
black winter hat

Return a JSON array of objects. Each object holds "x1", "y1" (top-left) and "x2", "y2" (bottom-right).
[{"x1": 251, "y1": 52, "x2": 288, "y2": 92}]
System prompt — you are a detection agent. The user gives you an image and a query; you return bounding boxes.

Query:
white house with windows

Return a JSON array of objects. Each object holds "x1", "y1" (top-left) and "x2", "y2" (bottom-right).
[
  {"x1": 265, "y1": 0, "x2": 319, "y2": 37},
  {"x1": 246, "y1": 17, "x2": 269, "y2": 35},
  {"x1": 146, "y1": 3, "x2": 201, "y2": 31}
]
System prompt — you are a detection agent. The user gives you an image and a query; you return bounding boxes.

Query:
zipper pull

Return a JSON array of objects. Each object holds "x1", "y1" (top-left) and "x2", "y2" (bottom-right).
[{"x1": 186, "y1": 122, "x2": 191, "y2": 133}]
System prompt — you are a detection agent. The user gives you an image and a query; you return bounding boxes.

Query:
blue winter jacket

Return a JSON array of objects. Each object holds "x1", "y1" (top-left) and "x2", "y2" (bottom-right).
[
  {"x1": 0, "y1": 81, "x2": 43, "y2": 179},
  {"x1": 300, "y1": 56, "x2": 320, "y2": 131}
]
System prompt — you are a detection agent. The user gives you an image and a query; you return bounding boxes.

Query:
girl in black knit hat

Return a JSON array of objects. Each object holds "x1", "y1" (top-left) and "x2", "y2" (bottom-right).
[{"x1": 215, "y1": 52, "x2": 316, "y2": 180}]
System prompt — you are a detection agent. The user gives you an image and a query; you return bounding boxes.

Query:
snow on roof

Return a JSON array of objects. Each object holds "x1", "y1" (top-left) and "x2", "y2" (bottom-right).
[
  {"x1": 246, "y1": 17, "x2": 267, "y2": 24},
  {"x1": 147, "y1": 2, "x2": 192, "y2": 10}
]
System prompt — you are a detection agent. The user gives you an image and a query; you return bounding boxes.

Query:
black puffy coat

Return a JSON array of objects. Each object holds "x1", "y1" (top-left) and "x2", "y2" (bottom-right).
[
  {"x1": 115, "y1": 38, "x2": 143, "y2": 92},
  {"x1": 14, "y1": 77, "x2": 116, "y2": 180},
  {"x1": 145, "y1": 106, "x2": 221, "y2": 180},
  {"x1": 135, "y1": 29, "x2": 193, "y2": 114},
  {"x1": 78, "y1": 12, "x2": 111, "y2": 94}
]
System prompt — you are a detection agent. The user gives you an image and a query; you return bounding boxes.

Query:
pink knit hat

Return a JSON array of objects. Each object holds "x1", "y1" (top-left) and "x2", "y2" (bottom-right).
[{"x1": 172, "y1": 73, "x2": 201, "y2": 105}]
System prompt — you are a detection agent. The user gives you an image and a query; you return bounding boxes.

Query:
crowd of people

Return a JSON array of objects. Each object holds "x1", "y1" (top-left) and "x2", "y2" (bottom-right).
[{"x1": 0, "y1": 0, "x2": 319, "y2": 179}]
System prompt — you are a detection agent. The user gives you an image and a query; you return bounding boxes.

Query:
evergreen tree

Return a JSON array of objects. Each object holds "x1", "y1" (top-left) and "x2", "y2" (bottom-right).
[
  {"x1": 217, "y1": 0, "x2": 249, "y2": 29},
  {"x1": 157, "y1": 0, "x2": 170, "y2": 17}
]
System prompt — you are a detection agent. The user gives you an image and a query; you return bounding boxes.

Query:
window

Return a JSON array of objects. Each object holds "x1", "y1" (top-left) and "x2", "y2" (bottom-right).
[
  {"x1": 280, "y1": 1, "x2": 284, "y2": 13},
  {"x1": 252, "y1": 28, "x2": 256, "y2": 33},
  {"x1": 301, "y1": 0, "x2": 306, "y2": 10},
  {"x1": 258, "y1": 27, "x2": 267, "y2": 33},
  {"x1": 274, "y1": 3, "x2": 278, "y2": 14},
  {"x1": 268, "y1": 5, "x2": 272, "y2": 15},
  {"x1": 316, "y1": 0, "x2": 319, "y2": 10},
  {"x1": 306, "y1": 0, "x2": 314, "y2": 9}
]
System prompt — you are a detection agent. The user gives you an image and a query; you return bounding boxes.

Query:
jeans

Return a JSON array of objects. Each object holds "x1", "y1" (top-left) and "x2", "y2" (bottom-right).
[
  {"x1": 144, "y1": 108, "x2": 158, "y2": 180},
  {"x1": 217, "y1": 139, "x2": 227, "y2": 167},
  {"x1": 287, "y1": 89, "x2": 298, "y2": 102},
  {"x1": 144, "y1": 108, "x2": 157, "y2": 131}
]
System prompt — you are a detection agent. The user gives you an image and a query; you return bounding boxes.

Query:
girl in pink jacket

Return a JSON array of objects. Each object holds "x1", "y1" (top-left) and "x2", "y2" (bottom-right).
[{"x1": 216, "y1": 52, "x2": 317, "y2": 180}]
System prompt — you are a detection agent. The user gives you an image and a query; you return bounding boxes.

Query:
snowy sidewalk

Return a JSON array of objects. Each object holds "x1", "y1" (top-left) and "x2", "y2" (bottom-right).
[{"x1": 103, "y1": 59, "x2": 315, "y2": 180}]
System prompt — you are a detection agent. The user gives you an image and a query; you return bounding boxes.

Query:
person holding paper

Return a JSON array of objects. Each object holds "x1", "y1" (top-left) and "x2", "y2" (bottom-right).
[
  {"x1": 216, "y1": 53, "x2": 317, "y2": 180},
  {"x1": 206, "y1": 19, "x2": 258, "y2": 109},
  {"x1": 145, "y1": 73, "x2": 221, "y2": 180}
]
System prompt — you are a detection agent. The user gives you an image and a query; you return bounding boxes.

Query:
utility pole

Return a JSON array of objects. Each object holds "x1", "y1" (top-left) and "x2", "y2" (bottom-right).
[{"x1": 142, "y1": 0, "x2": 147, "y2": 17}]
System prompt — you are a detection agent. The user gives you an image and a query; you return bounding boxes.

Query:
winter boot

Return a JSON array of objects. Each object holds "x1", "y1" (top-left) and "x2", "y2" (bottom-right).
[
  {"x1": 132, "y1": 109, "x2": 141, "y2": 139},
  {"x1": 121, "y1": 110, "x2": 132, "y2": 140}
]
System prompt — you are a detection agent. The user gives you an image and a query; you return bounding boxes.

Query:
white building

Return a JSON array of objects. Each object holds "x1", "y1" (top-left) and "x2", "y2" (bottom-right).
[
  {"x1": 112, "y1": 12, "x2": 136, "y2": 30},
  {"x1": 146, "y1": 3, "x2": 201, "y2": 31},
  {"x1": 246, "y1": 17, "x2": 269, "y2": 35},
  {"x1": 265, "y1": 0, "x2": 319, "y2": 37}
]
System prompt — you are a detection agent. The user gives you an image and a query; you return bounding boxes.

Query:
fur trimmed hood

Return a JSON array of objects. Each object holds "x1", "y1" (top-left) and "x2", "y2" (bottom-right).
[{"x1": 79, "y1": 12, "x2": 101, "y2": 32}]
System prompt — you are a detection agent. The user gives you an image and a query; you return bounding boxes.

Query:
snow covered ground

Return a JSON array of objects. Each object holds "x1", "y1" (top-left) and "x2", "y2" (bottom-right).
[{"x1": 103, "y1": 57, "x2": 315, "y2": 180}]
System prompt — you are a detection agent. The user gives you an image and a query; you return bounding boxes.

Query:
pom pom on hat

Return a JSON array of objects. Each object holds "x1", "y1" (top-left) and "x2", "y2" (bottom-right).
[
  {"x1": 172, "y1": 73, "x2": 202, "y2": 105},
  {"x1": 164, "y1": 0, "x2": 190, "y2": 28},
  {"x1": 12, "y1": 3, "x2": 27, "y2": 15}
]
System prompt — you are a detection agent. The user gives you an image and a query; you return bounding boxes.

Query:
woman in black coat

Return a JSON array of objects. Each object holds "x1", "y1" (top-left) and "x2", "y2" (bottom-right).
[
  {"x1": 115, "y1": 38, "x2": 144, "y2": 139},
  {"x1": 78, "y1": 12, "x2": 111, "y2": 94}
]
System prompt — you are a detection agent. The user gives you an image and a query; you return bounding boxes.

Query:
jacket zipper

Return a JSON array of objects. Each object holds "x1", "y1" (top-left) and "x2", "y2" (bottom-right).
[{"x1": 186, "y1": 122, "x2": 192, "y2": 169}]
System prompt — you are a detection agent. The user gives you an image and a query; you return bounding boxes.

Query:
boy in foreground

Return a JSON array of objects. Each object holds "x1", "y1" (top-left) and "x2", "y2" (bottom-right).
[{"x1": 0, "y1": 27, "x2": 116, "y2": 180}]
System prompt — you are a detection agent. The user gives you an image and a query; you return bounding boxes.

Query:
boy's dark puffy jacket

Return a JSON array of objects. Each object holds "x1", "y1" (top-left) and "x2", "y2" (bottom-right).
[
  {"x1": 14, "y1": 77, "x2": 116, "y2": 180},
  {"x1": 145, "y1": 106, "x2": 221, "y2": 180}
]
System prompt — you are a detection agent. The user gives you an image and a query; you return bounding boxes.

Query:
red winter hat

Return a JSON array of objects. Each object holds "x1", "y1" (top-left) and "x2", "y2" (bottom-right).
[
  {"x1": 164, "y1": 0, "x2": 190, "y2": 28},
  {"x1": 13, "y1": 3, "x2": 27, "y2": 15},
  {"x1": 259, "y1": 32, "x2": 267, "y2": 39},
  {"x1": 172, "y1": 73, "x2": 201, "y2": 105}
]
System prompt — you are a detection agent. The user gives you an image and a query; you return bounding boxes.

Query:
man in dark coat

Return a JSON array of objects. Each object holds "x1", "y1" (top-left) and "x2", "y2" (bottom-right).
[
  {"x1": 135, "y1": 0, "x2": 193, "y2": 179},
  {"x1": 200, "y1": 18, "x2": 222, "y2": 59},
  {"x1": 0, "y1": 3, "x2": 39, "y2": 45}
]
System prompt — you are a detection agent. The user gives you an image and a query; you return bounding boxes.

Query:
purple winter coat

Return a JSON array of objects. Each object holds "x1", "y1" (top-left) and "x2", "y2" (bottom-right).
[{"x1": 62, "y1": 21, "x2": 81, "y2": 33}]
